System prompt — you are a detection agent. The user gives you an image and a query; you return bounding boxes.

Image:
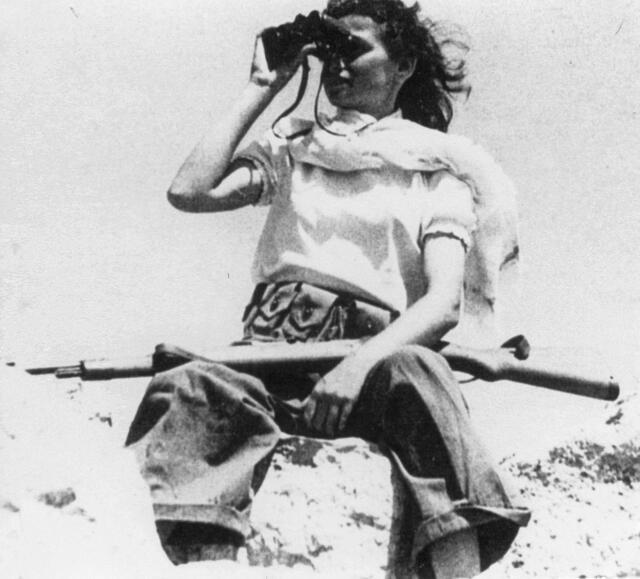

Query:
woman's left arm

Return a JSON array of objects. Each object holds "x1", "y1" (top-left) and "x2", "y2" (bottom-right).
[{"x1": 304, "y1": 234, "x2": 467, "y2": 436}]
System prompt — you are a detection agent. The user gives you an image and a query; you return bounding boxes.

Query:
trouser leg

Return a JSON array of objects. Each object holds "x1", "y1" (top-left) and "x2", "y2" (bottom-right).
[
  {"x1": 125, "y1": 361, "x2": 281, "y2": 561},
  {"x1": 346, "y1": 345, "x2": 529, "y2": 576}
]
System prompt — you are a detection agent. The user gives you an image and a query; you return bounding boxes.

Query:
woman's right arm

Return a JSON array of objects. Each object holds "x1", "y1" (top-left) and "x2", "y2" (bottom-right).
[{"x1": 167, "y1": 36, "x2": 301, "y2": 213}]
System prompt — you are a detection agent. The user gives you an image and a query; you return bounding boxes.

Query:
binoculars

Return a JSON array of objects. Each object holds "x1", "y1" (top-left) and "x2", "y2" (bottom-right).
[{"x1": 262, "y1": 10, "x2": 371, "y2": 70}]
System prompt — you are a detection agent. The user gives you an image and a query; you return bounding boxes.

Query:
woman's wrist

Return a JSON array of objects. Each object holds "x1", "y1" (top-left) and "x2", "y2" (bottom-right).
[
  {"x1": 353, "y1": 312, "x2": 447, "y2": 367},
  {"x1": 247, "y1": 72, "x2": 292, "y2": 98},
  {"x1": 351, "y1": 336, "x2": 396, "y2": 369},
  {"x1": 240, "y1": 81, "x2": 278, "y2": 108},
  {"x1": 220, "y1": 81, "x2": 277, "y2": 135}
]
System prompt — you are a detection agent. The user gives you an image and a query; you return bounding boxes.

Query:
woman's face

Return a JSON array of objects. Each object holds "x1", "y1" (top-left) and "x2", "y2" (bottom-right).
[{"x1": 321, "y1": 15, "x2": 408, "y2": 119}]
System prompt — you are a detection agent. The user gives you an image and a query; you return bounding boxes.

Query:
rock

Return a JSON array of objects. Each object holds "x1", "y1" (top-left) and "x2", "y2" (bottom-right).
[
  {"x1": 485, "y1": 390, "x2": 640, "y2": 578},
  {"x1": 248, "y1": 436, "x2": 393, "y2": 577}
]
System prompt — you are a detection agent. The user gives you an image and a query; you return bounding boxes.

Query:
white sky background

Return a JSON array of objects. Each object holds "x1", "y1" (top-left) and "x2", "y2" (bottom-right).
[{"x1": 1, "y1": 0, "x2": 639, "y2": 451}]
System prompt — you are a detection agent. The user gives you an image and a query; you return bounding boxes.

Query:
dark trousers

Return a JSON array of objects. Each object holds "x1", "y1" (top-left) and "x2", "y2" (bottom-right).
[{"x1": 126, "y1": 345, "x2": 530, "y2": 571}]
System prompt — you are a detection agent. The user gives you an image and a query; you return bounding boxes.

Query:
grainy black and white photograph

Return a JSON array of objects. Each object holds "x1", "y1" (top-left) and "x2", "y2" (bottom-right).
[{"x1": 1, "y1": 0, "x2": 639, "y2": 577}]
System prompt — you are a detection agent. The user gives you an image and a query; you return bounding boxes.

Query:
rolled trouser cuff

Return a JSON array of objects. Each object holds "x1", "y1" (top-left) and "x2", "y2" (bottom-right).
[
  {"x1": 412, "y1": 501, "x2": 531, "y2": 566},
  {"x1": 388, "y1": 449, "x2": 530, "y2": 568},
  {"x1": 153, "y1": 503, "x2": 250, "y2": 541}
]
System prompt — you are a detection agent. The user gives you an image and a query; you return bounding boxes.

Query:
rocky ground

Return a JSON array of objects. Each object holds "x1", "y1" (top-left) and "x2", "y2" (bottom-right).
[{"x1": 1, "y1": 363, "x2": 639, "y2": 578}]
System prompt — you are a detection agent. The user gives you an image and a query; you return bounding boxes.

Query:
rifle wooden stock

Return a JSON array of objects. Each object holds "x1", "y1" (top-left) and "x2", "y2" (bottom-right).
[{"x1": 27, "y1": 339, "x2": 620, "y2": 401}]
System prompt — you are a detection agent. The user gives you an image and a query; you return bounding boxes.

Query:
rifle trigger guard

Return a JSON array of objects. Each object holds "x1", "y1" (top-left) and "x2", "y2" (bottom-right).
[{"x1": 501, "y1": 334, "x2": 531, "y2": 360}]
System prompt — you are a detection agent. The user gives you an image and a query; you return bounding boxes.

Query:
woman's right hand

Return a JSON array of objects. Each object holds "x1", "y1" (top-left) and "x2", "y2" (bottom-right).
[{"x1": 249, "y1": 34, "x2": 313, "y2": 93}]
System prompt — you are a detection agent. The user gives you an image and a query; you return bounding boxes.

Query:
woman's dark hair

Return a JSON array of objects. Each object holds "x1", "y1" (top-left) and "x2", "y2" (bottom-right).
[{"x1": 325, "y1": 0, "x2": 469, "y2": 132}]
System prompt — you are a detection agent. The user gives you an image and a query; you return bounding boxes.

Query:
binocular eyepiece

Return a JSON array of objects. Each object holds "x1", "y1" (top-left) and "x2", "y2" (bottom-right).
[{"x1": 262, "y1": 10, "x2": 371, "y2": 70}]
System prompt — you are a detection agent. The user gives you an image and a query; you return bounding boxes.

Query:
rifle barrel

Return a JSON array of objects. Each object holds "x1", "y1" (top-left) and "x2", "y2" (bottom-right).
[
  {"x1": 79, "y1": 356, "x2": 154, "y2": 380},
  {"x1": 489, "y1": 348, "x2": 620, "y2": 401},
  {"x1": 194, "y1": 340, "x2": 361, "y2": 373},
  {"x1": 25, "y1": 340, "x2": 620, "y2": 401},
  {"x1": 502, "y1": 358, "x2": 620, "y2": 401}
]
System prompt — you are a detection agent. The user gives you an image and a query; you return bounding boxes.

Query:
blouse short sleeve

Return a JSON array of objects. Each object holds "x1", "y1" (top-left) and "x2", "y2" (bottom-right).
[
  {"x1": 233, "y1": 125, "x2": 300, "y2": 206},
  {"x1": 419, "y1": 170, "x2": 477, "y2": 252}
]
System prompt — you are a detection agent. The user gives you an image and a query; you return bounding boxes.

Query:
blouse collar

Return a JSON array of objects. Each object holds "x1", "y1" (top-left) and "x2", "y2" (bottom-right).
[{"x1": 320, "y1": 107, "x2": 403, "y2": 133}]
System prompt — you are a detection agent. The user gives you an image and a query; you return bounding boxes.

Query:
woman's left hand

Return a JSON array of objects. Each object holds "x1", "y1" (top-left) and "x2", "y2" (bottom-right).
[{"x1": 303, "y1": 351, "x2": 376, "y2": 437}]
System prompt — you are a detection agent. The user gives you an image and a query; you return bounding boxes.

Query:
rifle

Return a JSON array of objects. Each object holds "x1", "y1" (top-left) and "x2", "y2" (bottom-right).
[{"x1": 25, "y1": 335, "x2": 620, "y2": 401}]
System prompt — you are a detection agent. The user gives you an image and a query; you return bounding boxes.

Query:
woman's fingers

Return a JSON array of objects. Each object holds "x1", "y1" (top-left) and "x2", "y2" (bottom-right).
[
  {"x1": 251, "y1": 33, "x2": 316, "y2": 91},
  {"x1": 311, "y1": 397, "x2": 330, "y2": 432},
  {"x1": 305, "y1": 397, "x2": 351, "y2": 437},
  {"x1": 337, "y1": 400, "x2": 354, "y2": 434},
  {"x1": 304, "y1": 387, "x2": 329, "y2": 432},
  {"x1": 324, "y1": 403, "x2": 341, "y2": 437},
  {"x1": 303, "y1": 393, "x2": 317, "y2": 427},
  {"x1": 304, "y1": 383, "x2": 346, "y2": 436}
]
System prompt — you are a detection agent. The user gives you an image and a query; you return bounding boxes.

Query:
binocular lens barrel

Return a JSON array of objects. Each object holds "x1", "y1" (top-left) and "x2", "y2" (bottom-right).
[{"x1": 262, "y1": 11, "x2": 370, "y2": 70}]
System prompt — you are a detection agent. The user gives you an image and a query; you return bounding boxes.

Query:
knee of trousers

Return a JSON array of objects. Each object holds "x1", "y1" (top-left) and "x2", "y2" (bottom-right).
[
  {"x1": 150, "y1": 360, "x2": 270, "y2": 401},
  {"x1": 368, "y1": 345, "x2": 461, "y2": 401},
  {"x1": 126, "y1": 360, "x2": 274, "y2": 446},
  {"x1": 376, "y1": 345, "x2": 452, "y2": 379}
]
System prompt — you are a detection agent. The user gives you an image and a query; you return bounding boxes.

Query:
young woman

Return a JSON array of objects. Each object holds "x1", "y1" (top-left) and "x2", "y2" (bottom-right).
[{"x1": 126, "y1": 1, "x2": 530, "y2": 576}]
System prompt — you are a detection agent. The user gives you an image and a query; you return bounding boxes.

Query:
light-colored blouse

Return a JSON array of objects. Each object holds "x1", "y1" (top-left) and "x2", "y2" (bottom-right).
[{"x1": 236, "y1": 109, "x2": 477, "y2": 313}]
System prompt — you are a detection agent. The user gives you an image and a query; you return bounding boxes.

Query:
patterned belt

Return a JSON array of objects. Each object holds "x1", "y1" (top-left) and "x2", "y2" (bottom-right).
[{"x1": 242, "y1": 282, "x2": 398, "y2": 343}]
